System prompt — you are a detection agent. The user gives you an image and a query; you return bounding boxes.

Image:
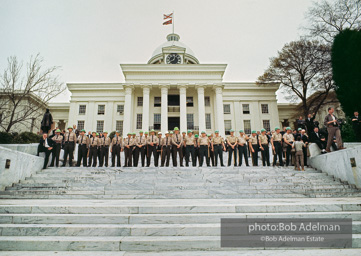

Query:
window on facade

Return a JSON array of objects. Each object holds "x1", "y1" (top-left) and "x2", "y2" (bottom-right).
[
  {"x1": 224, "y1": 120, "x2": 232, "y2": 135},
  {"x1": 79, "y1": 105, "x2": 86, "y2": 115},
  {"x1": 136, "y1": 114, "x2": 142, "y2": 129},
  {"x1": 263, "y1": 120, "x2": 270, "y2": 131},
  {"x1": 116, "y1": 120, "x2": 123, "y2": 132},
  {"x1": 154, "y1": 113, "x2": 161, "y2": 130},
  {"x1": 261, "y1": 104, "x2": 269, "y2": 114},
  {"x1": 96, "y1": 121, "x2": 104, "y2": 133},
  {"x1": 223, "y1": 104, "x2": 231, "y2": 114},
  {"x1": 186, "y1": 97, "x2": 194, "y2": 107},
  {"x1": 243, "y1": 104, "x2": 250, "y2": 114},
  {"x1": 205, "y1": 96, "x2": 210, "y2": 107},
  {"x1": 187, "y1": 114, "x2": 194, "y2": 129},
  {"x1": 77, "y1": 120, "x2": 85, "y2": 130},
  {"x1": 117, "y1": 105, "x2": 124, "y2": 114},
  {"x1": 244, "y1": 120, "x2": 251, "y2": 134},
  {"x1": 154, "y1": 97, "x2": 161, "y2": 107},
  {"x1": 206, "y1": 113, "x2": 211, "y2": 130},
  {"x1": 137, "y1": 97, "x2": 143, "y2": 107},
  {"x1": 98, "y1": 105, "x2": 105, "y2": 115}
]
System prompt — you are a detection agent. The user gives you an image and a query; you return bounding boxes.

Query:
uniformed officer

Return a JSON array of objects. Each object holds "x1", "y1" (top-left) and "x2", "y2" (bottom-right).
[
  {"x1": 194, "y1": 134, "x2": 200, "y2": 166},
  {"x1": 259, "y1": 128, "x2": 270, "y2": 166},
  {"x1": 207, "y1": 134, "x2": 215, "y2": 166},
  {"x1": 147, "y1": 129, "x2": 159, "y2": 167},
  {"x1": 110, "y1": 131, "x2": 122, "y2": 167},
  {"x1": 211, "y1": 130, "x2": 226, "y2": 167},
  {"x1": 99, "y1": 131, "x2": 111, "y2": 167},
  {"x1": 50, "y1": 129, "x2": 63, "y2": 167},
  {"x1": 181, "y1": 131, "x2": 187, "y2": 166},
  {"x1": 227, "y1": 129, "x2": 238, "y2": 166},
  {"x1": 198, "y1": 131, "x2": 210, "y2": 167},
  {"x1": 131, "y1": 133, "x2": 137, "y2": 165},
  {"x1": 283, "y1": 127, "x2": 294, "y2": 166},
  {"x1": 171, "y1": 127, "x2": 183, "y2": 167},
  {"x1": 88, "y1": 132, "x2": 100, "y2": 167},
  {"x1": 237, "y1": 130, "x2": 249, "y2": 167},
  {"x1": 62, "y1": 126, "x2": 77, "y2": 167},
  {"x1": 124, "y1": 132, "x2": 135, "y2": 167},
  {"x1": 157, "y1": 132, "x2": 163, "y2": 164},
  {"x1": 135, "y1": 131, "x2": 147, "y2": 167},
  {"x1": 161, "y1": 131, "x2": 172, "y2": 167},
  {"x1": 184, "y1": 130, "x2": 196, "y2": 167},
  {"x1": 76, "y1": 129, "x2": 89, "y2": 167},
  {"x1": 271, "y1": 127, "x2": 284, "y2": 166},
  {"x1": 144, "y1": 131, "x2": 149, "y2": 166},
  {"x1": 249, "y1": 130, "x2": 259, "y2": 166}
]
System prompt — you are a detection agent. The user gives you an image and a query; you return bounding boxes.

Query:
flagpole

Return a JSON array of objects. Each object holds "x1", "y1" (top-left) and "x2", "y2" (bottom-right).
[{"x1": 172, "y1": 10, "x2": 174, "y2": 34}]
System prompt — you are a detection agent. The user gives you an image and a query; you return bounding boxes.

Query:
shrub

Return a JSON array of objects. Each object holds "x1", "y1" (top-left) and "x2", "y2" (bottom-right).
[
  {"x1": 0, "y1": 132, "x2": 41, "y2": 144},
  {"x1": 0, "y1": 132, "x2": 14, "y2": 144}
]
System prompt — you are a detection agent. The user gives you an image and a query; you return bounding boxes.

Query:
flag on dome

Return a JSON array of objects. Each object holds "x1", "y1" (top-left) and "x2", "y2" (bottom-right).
[{"x1": 163, "y1": 13, "x2": 173, "y2": 20}]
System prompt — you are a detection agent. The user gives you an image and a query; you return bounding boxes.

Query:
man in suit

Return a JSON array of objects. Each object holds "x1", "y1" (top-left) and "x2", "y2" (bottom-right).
[
  {"x1": 37, "y1": 133, "x2": 54, "y2": 169},
  {"x1": 324, "y1": 107, "x2": 345, "y2": 152},
  {"x1": 352, "y1": 111, "x2": 361, "y2": 142},
  {"x1": 310, "y1": 127, "x2": 327, "y2": 153},
  {"x1": 305, "y1": 113, "x2": 316, "y2": 134}
]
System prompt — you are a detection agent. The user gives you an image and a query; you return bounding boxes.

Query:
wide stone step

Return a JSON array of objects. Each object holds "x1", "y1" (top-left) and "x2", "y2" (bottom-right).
[
  {"x1": 0, "y1": 235, "x2": 360, "y2": 251},
  {"x1": 1, "y1": 222, "x2": 361, "y2": 236}
]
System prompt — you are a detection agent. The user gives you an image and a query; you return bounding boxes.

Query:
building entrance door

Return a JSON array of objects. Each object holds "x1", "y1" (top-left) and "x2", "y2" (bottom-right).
[{"x1": 168, "y1": 117, "x2": 180, "y2": 131}]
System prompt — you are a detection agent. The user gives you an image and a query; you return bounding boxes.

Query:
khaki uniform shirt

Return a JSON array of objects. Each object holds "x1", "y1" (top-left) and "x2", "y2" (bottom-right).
[
  {"x1": 89, "y1": 137, "x2": 100, "y2": 147},
  {"x1": 198, "y1": 136, "x2": 210, "y2": 146},
  {"x1": 136, "y1": 136, "x2": 147, "y2": 146},
  {"x1": 77, "y1": 135, "x2": 89, "y2": 146},
  {"x1": 238, "y1": 135, "x2": 247, "y2": 144},
  {"x1": 283, "y1": 133, "x2": 294, "y2": 143},
  {"x1": 212, "y1": 136, "x2": 224, "y2": 145},
  {"x1": 146, "y1": 135, "x2": 159, "y2": 145},
  {"x1": 184, "y1": 135, "x2": 196, "y2": 146},
  {"x1": 161, "y1": 136, "x2": 172, "y2": 146},
  {"x1": 100, "y1": 137, "x2": 111, "y2": 146},
  {"x1": 259, "y1": 134, "x2": 268, "y2": 145},
  {"x1": 63, "y1": 131, "x2": 77, "y2": 142},
  {"x1": 124, "y1": 137, "x2": 135, "y2": 147},
  {"x1": 272, "y1": 133, "x2": 282, "y2": 142},
  {"x1": 227, "y1": 135, "x2": 238, "y2": 145},
  {"x1": 52, "y1": 134, "x2": 64, "y2": 144},
  {"x1": 171, "y1": 133, "x2": 182, "y2": 146},
  {"x1": 110, "y1": 136, "x2": 123, "y2": 149},
  {"x1": 249, "y1": 135, "x2": 258, "y2": 145}
]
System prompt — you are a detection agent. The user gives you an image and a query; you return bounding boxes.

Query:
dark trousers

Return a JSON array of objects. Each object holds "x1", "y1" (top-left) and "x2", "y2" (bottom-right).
[
  {"x1": 111, "y1": 145, "x2": 121, "y2": 167},
  {"x1": 238, "y1": 145, "x2": 249, "y2": 166},
  {"x1": 133, "y1": 146, "x2": 140, "y2": 167},
  {"x1": 251, "y1": 144, "x2": 259, "y2": 166},
  {"x1": 132, "y1": 147, "x2": 137, "y2": 167},
  {"x1": 147, "y1": 145, "x2": 158, "y2": 167},
  {"x1": 209, "y1": 149, "x2": 215, "y2": 166},
  {"x1": 199, "y1": 145, "x2": 210, "y2": 167},
  {"x1": 76, "y1": 144, "x2": 87, "y2": 167},
  {"x1": 157, "y1": 146, "x2": 162, "y2": 164},
  {"x1": 124, "y1": 147, "x2": 133, "y2": 167},
  {"x1": 302, "y1": 146, "x2": 307, "y2": 166},
  {"x1": 286, "y1": 143, "x2": 292, "y2": 166},
  {"x1": 194, "y1": 148, "x2": 199, "y2": 166},
  {"x1": 63, "y1": 142, "x2": 75, "y2": 166},
  {"x1": 97, "y1": 148, "x2": 101, "y2": 165},
  {"x1": 138, "y1": 146, "x2": 146, "y2": 167},
  {"x1": 161, "y1": 146, "x2": 171, "y2": 167},
  {"x1": 100, "y1": 146, "x2": 109, "y2": 167},
  {"x1": 261, "y1": 144, "x2": 270, "y2": 166},
  {"x1": 273, "y1": 142, "x2": 284, "y2": 166},
  {"x1": 185, "y1": 145, "x2": 195, "y2": 166},
  {"x1": 227, "y1": 145, "x2": 237, "y2": 166},
  {"x1": 214, "y1": 145, "x2": 224, "y2": 166},
  {"x1": 38, "y1": 145, "x2": 52, "y2": 169},
  {"x1": 50, "y1": 143, "x2": 61, "y2": 167},
  {"x1": 88, "y1": 146, "x2": 98, "y2": 167},
  {"x1": 172, "y1": 145, "x2": 183, "y2": 167}
]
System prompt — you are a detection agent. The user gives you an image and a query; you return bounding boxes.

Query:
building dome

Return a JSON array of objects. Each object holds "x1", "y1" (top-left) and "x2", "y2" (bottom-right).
[{"x1": 148, "y1": 34, "x2": 199, "y2": 64}]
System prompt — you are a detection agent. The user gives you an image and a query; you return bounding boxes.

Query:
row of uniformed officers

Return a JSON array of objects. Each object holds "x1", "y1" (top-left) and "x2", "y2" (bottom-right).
[{"x1": 48, "y1": 125, "x2": 296, "y2": 168}]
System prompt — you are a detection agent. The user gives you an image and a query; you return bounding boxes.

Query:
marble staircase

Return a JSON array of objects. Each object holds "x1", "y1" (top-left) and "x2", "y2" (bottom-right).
[{"x1": 0, "y1": 166, "x2": 361, "y2": 254}]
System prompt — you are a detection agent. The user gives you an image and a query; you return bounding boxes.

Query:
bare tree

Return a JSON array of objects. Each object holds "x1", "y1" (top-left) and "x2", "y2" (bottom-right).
[
  {"x1": 304, "y1": 0, "x2": 361, "y2": 43},
  {"x1": 0, "y1": 54, "x2": 65, "y2": 133},
  {"x1": 257, "y1": 39, "x2": 335, "y2": 117}
]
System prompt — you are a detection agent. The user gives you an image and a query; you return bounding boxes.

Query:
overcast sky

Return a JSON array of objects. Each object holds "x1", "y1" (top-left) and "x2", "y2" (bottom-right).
[{"x1": 0, "y1": 0, "x2": 316, "y2": 102}]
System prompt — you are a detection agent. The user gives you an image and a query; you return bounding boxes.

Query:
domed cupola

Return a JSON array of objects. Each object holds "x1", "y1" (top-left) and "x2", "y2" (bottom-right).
[{"x1": 148, "y1": 33, "x2": 199, "y2": 64}]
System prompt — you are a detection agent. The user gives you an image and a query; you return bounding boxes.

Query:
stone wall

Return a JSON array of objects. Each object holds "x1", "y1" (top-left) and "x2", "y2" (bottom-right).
[
  {"x1": 309, "y1": 145, "x2": 361, "y2": 189},
  {"x1": 0, "y1": 143, "x2": 39, "y2": 156},
  {"x1": 0, "y1": 146, "x2": 43, "y2": 191}
]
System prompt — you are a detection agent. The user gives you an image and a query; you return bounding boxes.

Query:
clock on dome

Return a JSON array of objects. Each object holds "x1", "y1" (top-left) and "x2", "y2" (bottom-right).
[{"x1": 166, "y1": 53, "x2": 182, "y2": 64}]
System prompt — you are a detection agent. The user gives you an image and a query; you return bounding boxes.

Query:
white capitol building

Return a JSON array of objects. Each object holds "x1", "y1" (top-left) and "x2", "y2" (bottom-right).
[{"x1": 50, "y1": 33, "x2": 285, "y2": 136}]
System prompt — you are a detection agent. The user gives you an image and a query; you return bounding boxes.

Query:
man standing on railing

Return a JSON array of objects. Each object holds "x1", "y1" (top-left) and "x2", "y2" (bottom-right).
[{"x1": 324, "y1": 107, "x2": 345, "y2": 152}]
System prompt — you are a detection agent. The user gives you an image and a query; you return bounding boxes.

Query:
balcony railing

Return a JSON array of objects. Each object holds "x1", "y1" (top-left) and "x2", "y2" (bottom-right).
[{"x1": 168, "y1": 106, "x2": 180, "y2": 112}]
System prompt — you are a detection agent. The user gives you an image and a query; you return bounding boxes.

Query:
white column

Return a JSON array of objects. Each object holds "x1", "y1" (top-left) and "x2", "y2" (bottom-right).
[
  {"x1": 161, "y1": 86, "x2": 168, "y2": 134},
  {"x1": 68, "y1": 101, "x2": 77, "y2": 128},
  {"x1": 197, "y1": 86, "x2": 206, "y2": 132},
  {"x1": 105, "y1": 101, "x2": 114, "y2": 132},
  {"x1": 215, "y1": 86, "x2": 225, "y2": 137},
  {"x1": 142, "y1": 86, "x2": 150, "y2": 132},
  {"x1": 86, "y1": 101, "x2": 95, "y2": 132},
  {"x1": 123, "y1": 85, "x2": 133, "y2": 136},
  {"x1": 179, "y1": 86, "x2": 187, "y2": 132}
]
